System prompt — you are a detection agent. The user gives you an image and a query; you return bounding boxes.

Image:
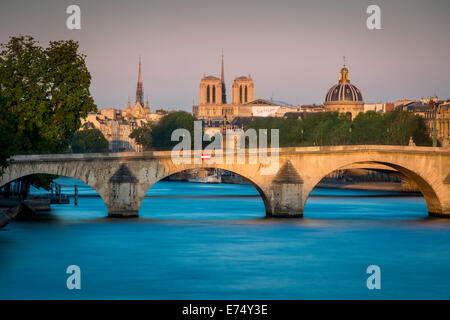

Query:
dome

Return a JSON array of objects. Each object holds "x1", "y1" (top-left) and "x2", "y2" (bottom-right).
[{"x1": 325, "y1": 66, "x2": 363, "y2": 103}]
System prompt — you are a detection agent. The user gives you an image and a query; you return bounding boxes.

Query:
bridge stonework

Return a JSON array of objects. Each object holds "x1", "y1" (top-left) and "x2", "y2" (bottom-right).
[{"x1": 1, "y1": 146, "x2": 449, "y2": 218}]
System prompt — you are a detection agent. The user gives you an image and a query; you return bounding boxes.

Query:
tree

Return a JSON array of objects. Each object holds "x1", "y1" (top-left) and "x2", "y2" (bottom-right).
[
  {"x1": 384, "y1": 110, "x2": 432, "y2": 146},
  {"x1": 245, "y1": 110, "x2": 433, "y2": 148},
  {"x1": 306, "y1": 112, "x2": 351, "y2": 146},
  {"x1": 129, "y1": 123, "x2": 153, "y2": 151},
  {"x1": 0, "y1": 35, "x2": 97, "y2": 198},
  {"x1": 246, "y1": 112, "x2": 351, "y2": 147},
  {"x1": 151, "y1": 111, "x2": 197, "y2": 149},
  {"x1": 0, "y1": 95, "x2": 17, "y2": 175},
  {"x1": 71, "y1": 129, "x2": 109, "y2": 153},
  {"x1": 246, "y1": 117, "x2": 303, "y2": 147},
  {"x1": 0, "y1": 36, "x2": 96, "y2": 154},
  {"x1": 351, "y1": 111, "x2": 385, "y2": 144}
]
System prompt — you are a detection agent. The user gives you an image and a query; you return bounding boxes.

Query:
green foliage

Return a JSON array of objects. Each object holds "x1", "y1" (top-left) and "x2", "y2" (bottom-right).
[
  {"x1": 151, "y1": 111, "x2": 197, "y2": 149},
  {"x1": 71, "y1": 129, "x2": 109, "y2": 153},
  {"x1": 0, "y1": 35, "x2": 97, "y2": 193},
  {"x1": 306, "y1": 112, "x2": 351, "y2": 146},
  {"x1": 0, "y1": 95, "x2": 17, "y2": 174},
  {"x1": 246, "y1": 112, "x2": 351, "y2": 147},
  {"x1": 246, "y1": 117, "x2": 302, "y2": 147},
  {"x1": 129, "y1": 123, "x2": 153, "y2": 151},
  {"x1": 28, "y1": 174, "x2": 58, "y2": 191},
  {"x1": 383, "y1": 110, "x2": 432, "y2": 146},
  {"x1": 246, "y1": 111, "x2": 432, "y2": 147},
  {"x1": 0, "y1": 35, "x2": 97, "y2": 155},
  {"x1": 351, "y1": 111, "x2": 386, "y2": 144}
]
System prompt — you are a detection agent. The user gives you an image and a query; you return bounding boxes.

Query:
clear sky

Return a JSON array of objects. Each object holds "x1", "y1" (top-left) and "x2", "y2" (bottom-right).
[{"x1": 1, "y1": 0, "x2": 449, "y2": 111}]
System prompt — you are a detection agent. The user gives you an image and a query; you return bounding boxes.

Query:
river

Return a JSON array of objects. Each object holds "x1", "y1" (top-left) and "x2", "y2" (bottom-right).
[{"x1": 1, "y1": 177, "x2": 450, "y2": 299}]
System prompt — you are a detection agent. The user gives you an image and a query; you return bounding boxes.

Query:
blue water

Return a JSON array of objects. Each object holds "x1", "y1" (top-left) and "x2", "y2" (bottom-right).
[{"x1": 1, "y1": 177, "x2": 450, "y2": 299}]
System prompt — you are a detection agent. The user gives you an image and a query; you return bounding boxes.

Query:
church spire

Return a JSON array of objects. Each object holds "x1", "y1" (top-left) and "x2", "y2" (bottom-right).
[
  {"x1": 221, "y1": 49, "x2": 227, "y2": 104},
  {"x1": 126, "y1": 96, "x2": 132, "y2": 113},
  {"x1": 145, "y1": 96, "x2": 150, "y2": 113},
  {"x1": 136, "y1": 56, "x2": 144, "y2": 106},
  {"x1": 221, "y1": 49, "x2": 224, "y2": 83}
]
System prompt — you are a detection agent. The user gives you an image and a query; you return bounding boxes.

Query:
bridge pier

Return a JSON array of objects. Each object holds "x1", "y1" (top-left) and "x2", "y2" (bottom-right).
[
  {"x1": 428, "y1": 204, "x2": 450, "y2": 218},
  {"x1": 106, "y1": 182, "x2": 141, "y2": 217},
  {"x1": 264, "y1": 160, "x2": 304, "y2": 218},
  {"x1": 265, "y1": 183, "x2": 304, "y2": 218},
  {"x1": 106, "y1": 163, "x2": 141, "y2": 218}
]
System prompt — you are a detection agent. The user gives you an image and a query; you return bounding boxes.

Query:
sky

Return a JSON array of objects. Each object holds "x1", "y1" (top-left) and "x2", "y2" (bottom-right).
[{"x1": 1, "y1": 0, "x2": 449, "y2": 111}]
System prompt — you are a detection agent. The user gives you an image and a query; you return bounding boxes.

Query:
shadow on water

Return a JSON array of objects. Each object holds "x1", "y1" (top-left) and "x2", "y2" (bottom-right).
[{"x1": 12, "y1": 182, "x2": 437, "y2": 226}]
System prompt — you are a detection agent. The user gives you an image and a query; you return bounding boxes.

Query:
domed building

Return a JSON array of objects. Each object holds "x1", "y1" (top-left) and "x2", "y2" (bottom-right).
[{"x1": 324, "y1": 64, "x2": 364, "y2": 120}]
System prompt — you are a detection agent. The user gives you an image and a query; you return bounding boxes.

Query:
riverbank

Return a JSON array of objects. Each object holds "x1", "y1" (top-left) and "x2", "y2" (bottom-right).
[
  {"x1": 0, "y1": 197, "x2": 51, "y2": 228},
  {"x1": 316, "y1": 181, "x2": 419, "y2": 192}
]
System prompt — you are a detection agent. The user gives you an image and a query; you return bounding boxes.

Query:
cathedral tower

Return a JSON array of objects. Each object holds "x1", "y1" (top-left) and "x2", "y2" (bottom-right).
[{"x1": 232, "y1": 75, "x2": 254, "y2": 104}]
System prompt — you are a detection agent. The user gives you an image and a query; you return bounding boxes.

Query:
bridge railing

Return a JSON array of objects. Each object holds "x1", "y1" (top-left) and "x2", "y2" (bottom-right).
[{"x1": 8, "y1": 145, "x2": 449, "y2": 162}]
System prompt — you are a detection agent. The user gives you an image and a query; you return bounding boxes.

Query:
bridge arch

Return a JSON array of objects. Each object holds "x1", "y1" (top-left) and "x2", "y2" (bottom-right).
[
  {"x1": 302, "y1": 159, "x2": 445, "y2": 217},
  {"x1": 135, "y1": 166, "x2": 271, "y2": 217},
  {"x1": 0, "y1": 164, "x2": 110, "y2": 214}
]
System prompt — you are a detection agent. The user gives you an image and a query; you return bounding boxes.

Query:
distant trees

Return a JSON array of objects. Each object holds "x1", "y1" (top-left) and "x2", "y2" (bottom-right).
[
  {"x1": 351, "y1": 111, "x2": 385, "y2": 144},
  {"x1": 130, "y1": 110, "x2": 433, "y2": 151},
  {"x1": 247, "y1": 112, "x2": 351, "y2": 147},
  {"x1": 71, "y1": 129, "x2": 109, "y2": 153},
  {"x1": 129, "y1": 123, "x2": 152, "y2": 151},
  {"x1": 246, "y1": 110, "x2": 432, "y2": 147},
  {"x1": 382, "y1": 110, "x2": 432, "y2": 146},
  {"x1": 245, "y1": 117, "x2": 303, "y2": 146},
  {"x1": 352, "y1": 110, "x2": 432, "y2": 146},
  {"x1": 304, "y1": 112, "x2": 351, "y2": 146},
  {"x1": 131, "y1": 111, "x2": 198, "y2": 150}
]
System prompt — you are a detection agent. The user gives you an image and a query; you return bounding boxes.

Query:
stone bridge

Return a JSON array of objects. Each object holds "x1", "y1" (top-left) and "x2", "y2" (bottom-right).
[{"x1": 1, "y1": 146, "x2": 449, "y2": 217}]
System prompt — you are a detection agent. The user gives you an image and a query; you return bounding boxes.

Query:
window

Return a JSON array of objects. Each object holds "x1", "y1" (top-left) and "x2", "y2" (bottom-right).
[{"x1": 239, "y1": 85, "x2": 242, "y2": 104}]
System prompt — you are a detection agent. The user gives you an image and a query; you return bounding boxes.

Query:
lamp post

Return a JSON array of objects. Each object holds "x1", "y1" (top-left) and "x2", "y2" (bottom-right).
[
  {"x1": 349, "y1": 126, "x2": 352, "y2": 145},
  {"x1": 430, "y1": 100, "x2": 437, "y2": 147},
  {"x1": 386, "y1": 127, "x2": 389, "y2": 145}
]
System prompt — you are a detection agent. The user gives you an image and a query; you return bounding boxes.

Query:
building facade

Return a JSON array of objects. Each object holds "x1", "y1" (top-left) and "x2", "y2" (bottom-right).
[{"x1": 396, "y1": 98, "x2": 450, "y2": 147}]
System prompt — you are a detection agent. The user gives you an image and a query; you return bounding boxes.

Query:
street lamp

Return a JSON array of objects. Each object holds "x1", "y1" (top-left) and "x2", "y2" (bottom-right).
[
  {"x1": 349, "y1": 126, "x2": 352, "y2": 145},
  {"x1": 430, "y1": 100, "x2": 437, "y2": 147}
]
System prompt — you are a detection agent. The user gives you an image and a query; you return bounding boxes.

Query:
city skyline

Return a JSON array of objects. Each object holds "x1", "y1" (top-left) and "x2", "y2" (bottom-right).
[{"x1": 1, "y1": 0, "x2": 449, "y2": 110}]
